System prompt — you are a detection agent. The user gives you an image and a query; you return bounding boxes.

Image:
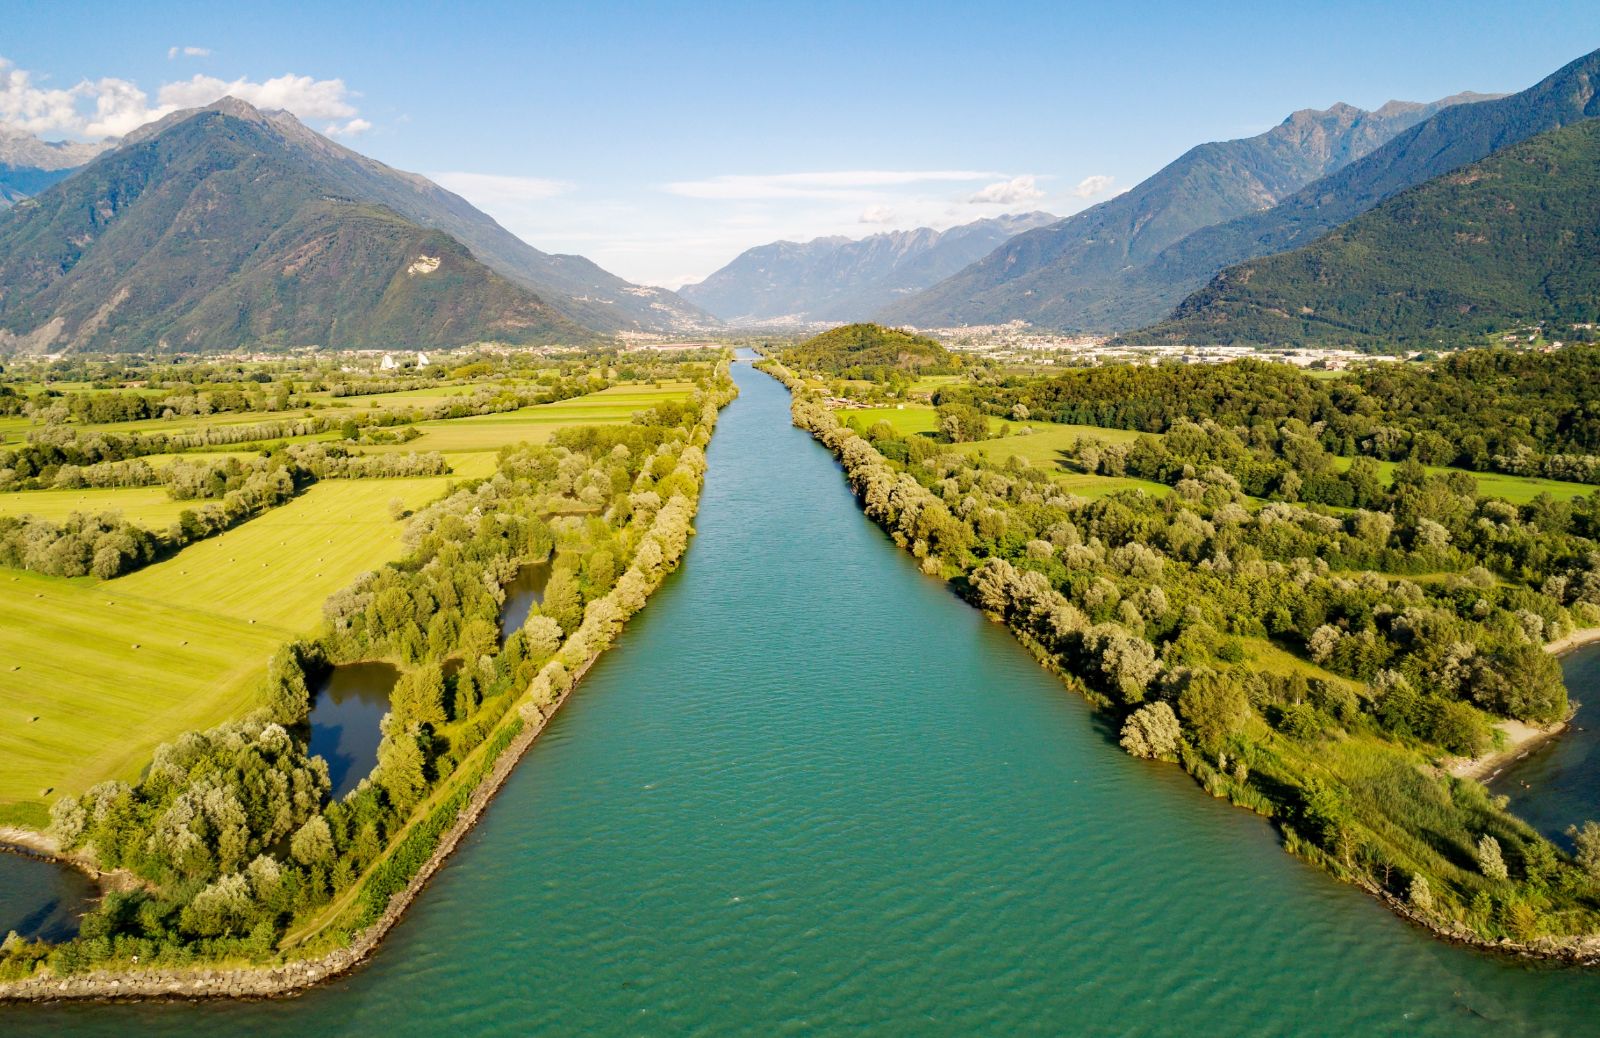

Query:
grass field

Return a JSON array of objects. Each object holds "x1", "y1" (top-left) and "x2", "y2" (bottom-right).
[
  {"x1": 111, "y1": 477, "x2": 454, "y2": 632},
  {"x1": 840, "y1": 405, "x2": 1164, "y2": 497},
  {"x1": 314, "y1": 384, "x2": 482, "y2": 408},
  {"x1": 0, "y1": 569, "x2": 284, "y2": 828},
  {"x1": 843, "y1": 404, "x2": 1142, "y2": 445},
  {"x1": 0, "y1": 486, "x2": 197, "y2": 527},
  {"x1": 0, "y1": 381, "x2": 690, "y2": 823},
  {"x1": 909, "y1": 374, "x2": 963, "y2": 394},
  {"x1": 0, "y1": 479, "x2": 457, "y2": 823},
  {"x1": 1330, "y1": 456, "x2": 1596, "y2": 504},
  {"x1": 367, "y1": 382, "x2": 694, "y2": 456}
]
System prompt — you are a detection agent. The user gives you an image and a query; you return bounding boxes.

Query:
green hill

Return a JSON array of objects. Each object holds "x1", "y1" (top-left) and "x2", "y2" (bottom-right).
[
  {"x1": 0, "y1": 100, "x2": 591, "y2": 353},
  {"x1": 782, "y1": 324, "x2": 953, "y2": 376},
  {"x1": 1126, "y1": 118, "x2": 1600, "y2": 348}
]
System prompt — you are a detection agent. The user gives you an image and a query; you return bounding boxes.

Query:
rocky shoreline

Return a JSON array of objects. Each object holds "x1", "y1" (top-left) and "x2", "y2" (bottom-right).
[{"x1": 1362, "y1": 878, "x2": 1600, "y2": 966}]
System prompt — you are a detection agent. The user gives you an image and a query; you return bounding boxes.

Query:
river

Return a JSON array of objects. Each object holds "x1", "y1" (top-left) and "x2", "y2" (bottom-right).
[
  {"x1": 6, "y1": 359, "x2": 1600, "y2": 1035},
  {"x1": 1493, "y1": 644, "x2": 1600, "y2": 850}
]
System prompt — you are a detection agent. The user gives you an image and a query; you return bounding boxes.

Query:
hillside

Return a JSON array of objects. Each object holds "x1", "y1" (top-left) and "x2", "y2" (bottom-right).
[
  {"x1": 680, "y1": 212, "x2": 1057, "y2": 323},
  {"x1": 877, "y1": 93, "x2": 1488, "y2": 329},
  {"x1": 114, "y1": 100, "x2": 713, "y2": 334},
  {"x1": 1098, "y1": 47, "x2": 1600, "y2": 333},
  {"x1": 781, "y1": 323, "x2": 953, "y2": 376},
  {"x1": 1122, "y1": 118, "x2": 1600, "y2": 348},
  {"x1": 0, "y1": 102, "x2": 588, "y2": 352}
]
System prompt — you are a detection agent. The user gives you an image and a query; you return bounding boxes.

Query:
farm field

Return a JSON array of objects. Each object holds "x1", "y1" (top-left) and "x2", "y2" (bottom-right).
[
  {"x1": 312, "y1": 384, "x2": 482, "y2": 408},
  {"x1": 0, "y1": 485, "x2": 197, "y2": 527},
  {"x1": 0, "y1": 376, "x2": 704, "y2": 822},
  {"x1": 110, "y1": 477, "x2": 456, "y2": 633},
  {"x1": 366, "y1": 381, "x2": 694, "y2": 455},
  {"x1": 0, "y1": 478, "x2": 452, "y2": 823},
  {"x1": 0, "y1": 568, "x2": 284, "y2": 828},
  {"x1": 0, "y1": 479, "x2": 468, "y2": 824}
]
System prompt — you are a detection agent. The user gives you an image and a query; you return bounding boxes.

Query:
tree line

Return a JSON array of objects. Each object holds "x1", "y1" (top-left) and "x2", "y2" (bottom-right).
[{"x1": 939, "y1": 347, "x2": 1600, "y2": 484}]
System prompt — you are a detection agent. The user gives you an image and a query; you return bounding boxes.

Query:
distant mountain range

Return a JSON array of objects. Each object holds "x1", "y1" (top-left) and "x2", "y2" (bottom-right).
[
  {"x1": 877, "y1": 92, "x2": 1498, "y2": 331},
  {"x1": 679, "y1": 212, "x2": 1058, "y2": 324},
  {"x1": 1123, "y1": 117, "x2": 1600, "y2": 348},
  {"x1": 1104, "y1": 48, "x2": 1600, "y2": 338},
  {"x1": 0, "y1": 99, "x2": 589, "y2": 352},
  {"x1": 0, "y1": 127, "x2": 113, "y2": 208}
]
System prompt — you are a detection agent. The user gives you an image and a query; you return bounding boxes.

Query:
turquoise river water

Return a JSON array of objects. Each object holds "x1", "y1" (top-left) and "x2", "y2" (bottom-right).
[{"x1": 6, "y1": 360, "x2": 1600, "y2": 1035}]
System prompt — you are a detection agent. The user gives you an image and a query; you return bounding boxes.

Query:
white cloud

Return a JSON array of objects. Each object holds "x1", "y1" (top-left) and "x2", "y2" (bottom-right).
[
  {"x1": 858, "y1": 205, "x2": 896, "y2": 224},
  {"x1": 968, "y1": 174, "x2": 1045, "y2": 205},
  {"x1": 0, "y1": 58, "x2": 93, "y2": 135},
  {"x1": 0, "y1": 56, "x2": 365, "y2": 140},
  {"x1": 167, "y1": 46, "x2": 211, "y2": 60},
  {"x1": 157, "y1": 73, "x2": 357, "y2": 120},
  {"x1": 664, "y1": 169, "x2": 997, "y2": 201},
  {"x1": 432, "y1": 172, "x2": 574, "y2": 202},
  {"x1": 324, "y1": 117, "x2": 372, "y2": 138},
  {"x1": 1071, "y1": 174, "x2": 1115, "y2": 198}
]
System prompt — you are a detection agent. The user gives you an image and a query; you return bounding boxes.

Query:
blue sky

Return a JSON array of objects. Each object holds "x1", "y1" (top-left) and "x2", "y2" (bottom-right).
[{"x1": 3, "y1": 1, "x2": 1597, "y2": 286}]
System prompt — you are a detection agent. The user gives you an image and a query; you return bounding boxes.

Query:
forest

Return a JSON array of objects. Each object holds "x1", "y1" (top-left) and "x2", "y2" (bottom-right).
[
  {"x1": 939, "y1": 346, "x2": 1600, "y2": 483},
  {"x1": 779, "y1": 323, "x2": 956, "y2": 380}
]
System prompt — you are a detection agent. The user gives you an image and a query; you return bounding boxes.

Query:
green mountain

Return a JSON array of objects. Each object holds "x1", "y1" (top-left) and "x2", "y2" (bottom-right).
[
  {"x1": 1104, "y1": 48, "x2": 1600, "y2": 333},
  {"x1": 782, "y1": 323, "x2": 952, "y2": 376},
  {"x1": 1122, "y1": 118, "x2": 1600, "y2": 348},
  {"x1": 109, "y1": 99, "x2": 715, "y2": 335},
  {"x1": 876, "y1": 93, "x2": 1489, "y2": 329},
  {"x1": 0, "y1": 100, "x2": 589, "y2": 352}
]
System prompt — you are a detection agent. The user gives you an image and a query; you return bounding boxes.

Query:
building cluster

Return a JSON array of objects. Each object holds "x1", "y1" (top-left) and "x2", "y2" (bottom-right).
[{"x1": 910, "y1": 323, "x2": 1389, "y2": 369}]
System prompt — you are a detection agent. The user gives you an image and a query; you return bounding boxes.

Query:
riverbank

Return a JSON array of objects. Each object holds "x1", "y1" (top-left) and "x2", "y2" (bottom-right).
[
  {"x1": 773, "y1": 365, "x2": 1600, "y2": 968},
  {"x1": 0, "y1": 370, "x2": 735, "y2": 1004},
  {"x1": 1443, "y1": 629, "x2": 1598, "y2": 780},
  {"x1": 1446, "y1": 716, "x2": 1573, "y2": 781},
  {"x1": 1547, "y1": 626, "x2": 1600, "y2": 657},
  {"x1": 0, "y1": 643, "x2": 601, "y2": 1003}
]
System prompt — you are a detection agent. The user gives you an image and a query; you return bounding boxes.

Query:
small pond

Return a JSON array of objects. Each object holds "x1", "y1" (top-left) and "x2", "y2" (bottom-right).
[
  {"x1": 1490, "y1": 641, "x2": 1600, "y2": 849},
  {"x1": 307, "y1": 662, "x2": 400, "y2": 799},
  {"x1": 0, "y1": 849, "x2": 98, "y2": 943},
  {"x1": 499, "y1": 560, "x2": 551, "y2": 639}
]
